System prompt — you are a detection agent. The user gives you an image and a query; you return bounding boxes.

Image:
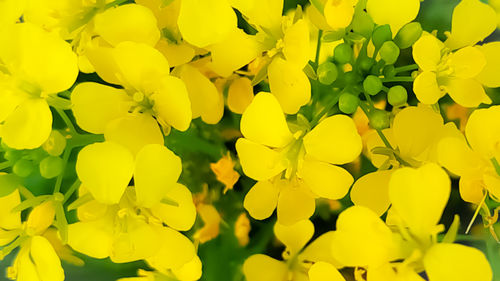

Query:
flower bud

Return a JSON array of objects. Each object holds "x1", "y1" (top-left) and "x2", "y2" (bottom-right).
[
  {"x1": 334, "y1": 43, "x2": 353, "y2": 64},
  {"x1": 363, "y1": 75, "x2": 383, "y2": 96},
  {"x1": 27, "y1": 201, "x2": 56, "y2": 235},
  {"x1": 372, "y1": 25, "x2": 392, "y2": 49},
  {"x1": 42, "y1": 130, "x2": 67, "y2": 157},
  {"x1": 369, "y1": 109, "x2": 390, "y2": 130},
  {"x1": 339, "y1": 93, "x2": 360, "y2": 114},
  {"x1": 39, "y1": 156, "x2": 65, "y2": 179},
  {"x1": 13, "y1": 159, "x2": 34, "y2": 177},
  {"x1": 317, "y1": 61, "x2": 339, "y2": 85},
  {"x1": 379, "y1": 41, "x2": 400, "y2": 64},
  {"x1": 394, "y1": 22, "x2": 423, "y2": 49},
  {"x1": 387, "y1": 86, "x2": 408, "y2": 106}
]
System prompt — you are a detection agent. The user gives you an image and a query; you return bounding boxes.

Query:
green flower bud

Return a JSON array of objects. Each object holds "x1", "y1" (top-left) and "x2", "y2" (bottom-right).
[
  {"x1": 334, "y1": 43, "x2": 353, "y2": 64},
  {"x1": 383, "y1": 65, "x2": 396, "y2": 78},
  {"x1": 344, "y1": 71, "x2": 361, "y2": 85},
  {"x1": 394, "y1": 22, "x2": 423, "y2": 49},
  {"x1": 39, "y1": 156, "x2": 65, "y2": 179},
  {"x1": 42, "y1": 130, "x2": 67, "y2": 157},
  {"x1": 352, "y1": 11, "x2": 374, "y2": 38},
  {"x1": 359, "y1": 57, "x2": 375, "y2": 72},
  {"x1": 363, "y1": 75, "x2": 383, "y2": 96},
  {"x1": 317, "y1": 61, "x2": 338, "y2": 85},
  {"x1": 4, "y1": 150, "x2": 22, "y2": 162},
  {"x1": 372, "y1": 25, "x2": 392, "y2": 49},
  {"x1": 379, "y1": 41, "x2": 400, "y2": 65},
  {"x1": 13, "y1": 159, "x2": 34, "y2": 178},
  {"x1": 339, "y1": 93, "x2": 360, "y2": 114},
  {"x1": 387, "y1": 86, "x2": 408, "y2": 106},
  {"x1": 369, "y1": 109, "x2": 390, "y2": 130}
]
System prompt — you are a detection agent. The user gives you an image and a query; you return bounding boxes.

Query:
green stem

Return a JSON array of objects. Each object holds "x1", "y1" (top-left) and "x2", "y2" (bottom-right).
[
  {"x1": 394, "y1": 64, "x2": 419, "y2": 73},
  {"x1": 18, "y1": 185, "x2": 35, "y2": 199},
  {"x1": 314, "y1": 30, "x2": 323, "y2": 67},
  {"x1": 376, "y1": 129, "x2": 394, "y2": 150},
  {"x1": 67, "y1": 134, "x2": 104, "y2": 148},
  {"x1": 63, "y1": 179, "x2": 81, "y2": 204},
  {"x1": 363, "y1": 91, "x2": 374, "y2": 107},
  {"x1": 381, "y1": 76, "x2": 414, "y2": 83},
  {"x1": 311, "y1": 90, "x2": 341, "y2": 126},
  {"x1": 56, "y1": 108, "x2": 77, "y2": 135},
  {"x1": 53, "y1": 148, "x2": 71, "y2": 194}
]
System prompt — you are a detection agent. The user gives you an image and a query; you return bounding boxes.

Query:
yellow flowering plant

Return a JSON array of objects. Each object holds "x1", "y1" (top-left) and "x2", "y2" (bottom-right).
[{"x1": 1, "y1": 0, "x2": 500, "y2": 280}]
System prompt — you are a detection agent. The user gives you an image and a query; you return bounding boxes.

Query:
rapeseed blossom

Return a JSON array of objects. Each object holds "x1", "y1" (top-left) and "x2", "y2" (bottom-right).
[{"x1": 1, "y1": 0, "x2": 499, "y2": 280}]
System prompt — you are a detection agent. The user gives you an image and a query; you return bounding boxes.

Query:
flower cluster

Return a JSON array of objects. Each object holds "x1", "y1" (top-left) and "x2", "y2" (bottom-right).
[{"x1": 0, "y1": 0, "x2": 499, "y2": 280}]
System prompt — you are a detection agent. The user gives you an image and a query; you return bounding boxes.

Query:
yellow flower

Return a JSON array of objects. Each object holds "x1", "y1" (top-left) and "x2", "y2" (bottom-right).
[
  {"x1": 244, "y1": 220, "x2": 344, "y2": 281},
  {"x1": 210, "y1": 152, "x2": 240, "y2": 194},
  {"x1": 324, "y1": 0, "x2": 358, "y2": 30},
  {"x1": 438, "y1": 105, "x2": 500, "y2": 203},
  {"x1": 0, "y1": 23, "x2": 78, "y2": 149},
  {"x1": 237, "y1": 92, "x2": 361, "y2": 225},
  {"x1": 234, "y1": 213, "x2": 251, "y2": 246},
  {"x1": 0, "y1": 0, "x2": 25, "y2": 25}
]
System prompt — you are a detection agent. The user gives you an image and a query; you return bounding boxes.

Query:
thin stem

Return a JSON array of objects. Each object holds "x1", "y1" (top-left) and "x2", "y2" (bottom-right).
[
  {"x1": 314, "y1": 30, "x2": 323, "y2": 67},
  {"x1": 104, "y1": 0, "x2": 128, "y2": 9},
  {"x1": 363, "y1": 91, "x2": 374, "y2": 107},
  {"x1": 18, "y1": 185, "x2": 35, "y2": 199},
  {"x1": 394, "y1": 64, "x2": 419, "y2": 73},
  {"x1": 53, "y1": 148, "x2": 71, "y2": 194},
  {"x1": 63, "y1": 179, "x2": 81, "y2": 204},
  {"x1": 466, "y1": 192, "x2": 488, "y2": 234},
  {"x1": 381, "y1": 76, "x2": 414, "y2": 83},
  {"x1": 56, "y1": 108, "x2": 77, "y2": 135},
  {"x1": 376, "y1": 129, "x2": 394, "y2": 150}
]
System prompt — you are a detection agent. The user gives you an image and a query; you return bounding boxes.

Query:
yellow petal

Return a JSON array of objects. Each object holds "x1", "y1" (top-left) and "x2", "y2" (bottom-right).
[
  {"x1": 76, "y1": 142, "x2": 134, "y2": 205},
  {"x1": 227, "y1": 77, "x2": 254, "y2": 114},
  {"x1": 150, "y1": 183, "x2": 197, "y2": 231},
  {"x1": 324, "y1": 0, "x2": 357, "y2": 30},
  {"x1": 229, "y1": 0, "x2": 283, "y2": 35},
  {"x1": 155, "y1": 40, "x2": 195, "y2": 67},
  {"x1": 236, "y1": 138, "x2": 286, "y2": 181},
  {"x1": 459, "y1": 175, "x2": 485, "y2": 204},
  {"x1": 2, "y1": 98, "x2": 52, "y2": 149},
  {"x1": 443, "y1": 77, "x2": 491, "y2": 108},
  {"x1": 388, "y1": 163, "x2": 450, "y2": 236},
  {"x1": 366, "y1": 0, "x2": 420, "y2": 34},
  {"x1": 243, "y1": 254, "x2": 288, "y2": 281},
  {"x1": 194, "y1": 204, "x2": 221, "y2": 243},
  {"x1": 331, "y1": 206, "x2": 395, "y2": 267},
  {"x1": 111, "y1": 217, "x2": 161, "y2": 263},
  {"x1": 445, "y1": 0, "x2": 496, "y2": 50},
  {"x1": 209, "y1": 29, "x2": 263, "y2": 77},
  {"x1": 16, "y1": 246, "x2": 40, "y2": 281},
  {"x1": 392, "y1": 106, "x2": 443, "y2": 159},
  {"x1": 244, "y1": 181, "x2": 279, "y2": 220},
  {"x1": 447, "y1": 46, "x2": 486, "y2": 79},
  {"x1": 483, "y1": 173, "x2": 500, "y2": 202},
  {"x1": 151, "y1": 76, "x2": 192, "y2": 131},
  {"x1": 134, "y1": 144, "x2": 182, "y2": 208},
  {"x1": 172, "y1": 255, "x2": 203, "y2": 281},
  {"x1": 412, "y1": 33, "x2": 443, "y2": 72},
  {"x1": 413, "y1": 71, "x2": 443, "y2": 105},
  {"x1": 240, "y1": 92, "x2": 293, "y2": 148},
  {"x1": 71, "y1": 82, "x2": 131, "y2": 134},
  {"x1": 146, "y1": 226, "x2": 195, "y2": 271},
  {"x1": 105, "y1": 114, "x2": 164, "y2": 156},
  {"x1": 277, "y1": 184, "x2": 316, "y2": 226},
  {"x1": 303, "y1": 115, "x2": 362, "y2": 165},
  {"x1": 308, "y1": 261, "x2": 346, "y2": 281},
  {"x1": 0, "y1": 0, "x2": 25, "y2": 25},
  {"x1": 268, "y1": 57, "x2": 311, "y2": 114},
  {"x1": 84, "y1": 45, "x2": 122, "y2": 85},
  {"x1": 274, "y1": 220, "x2": 314, "y2": 255},
  {"x1": 476, "y1": 42, "x2": 500, "y2": 88},
  {"x1": 179, "y1": 64, "x2": 221, "y2": 123},
  {"x1": 283, "y1": 19, "x2": 310, "y2": 69},
  {"x1": 113, "y1": 41, "x2": 170, "y2": 92},
  {"x1": 26, "y1": 201, "x2": 56, "y2": 236},
  {"x1": 424, "y1": 243, "x2": 492, "y2": 281},
  {"x1": 68, "y1": 217, "x2": 114, "y2": 259},
  {"x1": 437, "y1": 136, "x2": 483, "y2": 177},
  {"x1": 0, "y1": 189, "x2": 21, "y2": 230},
  {"x1": 94, "y1": 4, "x2": 160, "y2": 47},
  {"x1": 0, "y1": 87, "x2": 26, "y2": 123},
  {"x1": 177, "y1": 0, "x2": 237, "y2": 48},
  {"x1": 350, "y1": 170, "x2": 392, "y2": 216},
  {"x1": 299, "y1": 231, "x2": 342, "y2": 267},
  {"x1": 465, "y1": 106, "x2": 500, "y2": 159},
  {"x1": 30, "y1": 236, "x2": 64, "y2": 281},
  {"x1": 0, "y1": 23, "x2": 78, "y2": 93},
  {"x1": 298, "y1": 158, "x2": 353, "y2": 200}
]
